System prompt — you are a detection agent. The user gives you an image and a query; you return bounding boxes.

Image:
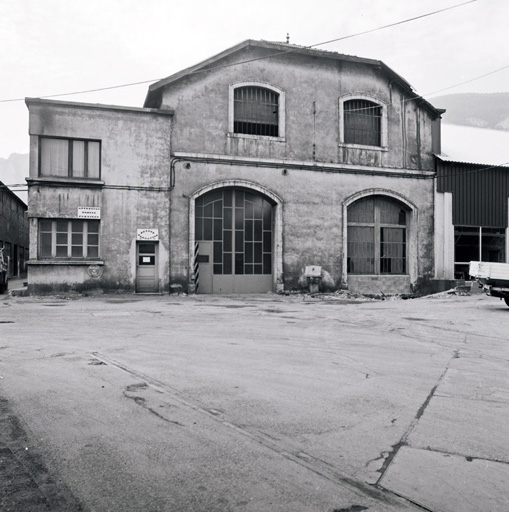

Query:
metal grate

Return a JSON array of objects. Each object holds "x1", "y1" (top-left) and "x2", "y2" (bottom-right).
[
  {"x1": 234, "y1": 87, "x2": 279, "y2": 137},
  {"x1": 344, "y1": 99, "x2": 382, "y2": 146}
]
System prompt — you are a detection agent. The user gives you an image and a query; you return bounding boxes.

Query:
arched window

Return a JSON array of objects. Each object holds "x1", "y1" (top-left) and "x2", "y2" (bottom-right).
[
  {"x1": 347, "y1": 196, "x2": 408, "y2": 275},
  {"x1": 343, "y1": 99, "x2": 382, "y2": 146},
  {"x1": 233, "y1": 86, "x2": 280, "y2": 137}
]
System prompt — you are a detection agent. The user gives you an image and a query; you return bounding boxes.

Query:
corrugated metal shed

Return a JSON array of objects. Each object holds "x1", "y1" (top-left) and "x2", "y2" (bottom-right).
[{"x1": 436, "y1": 157, "x2": 509, "y2": 227}]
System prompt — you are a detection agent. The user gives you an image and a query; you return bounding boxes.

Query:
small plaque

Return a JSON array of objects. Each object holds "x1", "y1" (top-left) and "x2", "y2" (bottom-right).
[
  {"x1": 78, "y1": 207, "x2": 101, "y2": 219},
  {"x1": 137, "y1": 229, "x2": 159, "y2": 241}
]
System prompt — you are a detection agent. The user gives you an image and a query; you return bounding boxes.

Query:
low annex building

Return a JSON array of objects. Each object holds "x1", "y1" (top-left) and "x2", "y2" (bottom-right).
[{"x1": 25, "y1": 39, "x2": 443, "y2": 295}]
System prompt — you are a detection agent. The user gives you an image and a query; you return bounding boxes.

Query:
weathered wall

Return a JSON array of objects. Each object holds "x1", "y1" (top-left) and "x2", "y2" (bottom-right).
[
  {"x1": 26, "y1": 100, "x2": 172, "y2": 292},
  {"x1": 169, "y1": 160, "x2": 435, "y2": 294},
  {"x1": 160, "y1": 48, "x2": 436, "y2": 171},
  {"x1": 0, "y1": 186, "x2": 28, "y2": 277}
]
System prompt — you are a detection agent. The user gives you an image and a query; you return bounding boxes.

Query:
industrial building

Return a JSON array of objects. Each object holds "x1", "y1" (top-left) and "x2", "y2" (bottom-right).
[{"x1": 25, "y1": 40, "x2": 444, "y2": 295}]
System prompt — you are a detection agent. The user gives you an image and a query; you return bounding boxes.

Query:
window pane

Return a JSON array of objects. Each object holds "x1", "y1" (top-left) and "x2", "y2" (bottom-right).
[
  {"x1": 87, "y1": 142, "x2": 100, "y2": 178},
  {"x1": 234, "y1": 86, "x2": 279, "y2": 137},
  {"x1": 213, "y1": 242, "x2": 222, "y2": 263},
  {"x1": 347, "y1": 226, "x2": 375, "y2": 274},
  {"x1": 72, "y1": 233, "x2": 83, "y2": 245},
  {"x1": 88, "y1": 246, "x2": 99, "y2": 258},
  {"x1": 56, "y1": 245, "x2": 68, "y2": 257},
  {"x1": 72, "y1": 220, "x2": 84, "y2": 232},
  {"x1": 263, "y1": 253, "x2": 271, "y2": 274},
  {"x1": 71, "y1": 245, "x2": 83, "y2": 257},
  {"x1": 56, "y1": 233, "x2": 68, "y2": 245},
  {"x1": 40, "y1": 138, "x2": 69, "y2": 177},
  {"x1": 344, "y1": 100, "x2": 381, "y2": 146},
  {"x1": 245, "y1": 242, "x2": 253, "y2": 263},
  {"x1": 235, "y1": 253, "x2": 244, "y2": 274},
  {"x1": 56, "y1": 220, "x2": 68, "y2": 232},
  {"x1": 348, "y1": 197, "x2": 375, "y2": 223},
  {"x1": 481, "y1": 227, "x2": 505, "y2": 262},
  {"x1": 88, "y1": 221, "x2": 99, "y2": 233},
  {"x1": 223, "y1": 253, "x2": 232, "y2": 275},
  {"x1": 455, "y1": 227, "x2": 479, "y2": 263},
  {"x1": 138, "y1": 243, "x2": 155, "y2": 253},
  {"x1": 204, "y1": 219, "x2": 213, "y2": 240},
  {"x1": 40, "y1": 219, "x2": 52, "y2": 232},
  {"x1": 72, "y1": 141, "x2": 85, "y2": 177},
  {"x1": 380, "y1": 228, "x2": 406, "y2": 274},
  {"x1": 254, "y1": 242, "x2": 262, "y2": 263},
  {"x1": 40, "y1": 232, "x2": 52, "y2": 257},
  {"x1": 223, "y1": 230, "x2": 232, "y2": 252}
]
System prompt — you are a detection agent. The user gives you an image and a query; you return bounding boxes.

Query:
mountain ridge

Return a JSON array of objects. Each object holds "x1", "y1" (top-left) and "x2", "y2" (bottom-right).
[{"x1": 430, "y1": 92, "x2": 509, "y2": 131}]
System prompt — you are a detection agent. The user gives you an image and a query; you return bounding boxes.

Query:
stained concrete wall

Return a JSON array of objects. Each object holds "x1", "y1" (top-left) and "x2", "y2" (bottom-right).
[
  {"x1": 25, "y1": 45, "x2": 438, "y2": 295},
  {"x1": 157, "y1": 46, "x2": 437, "y2": 294},
  {"x1": 169, "y1": 160, "x2": 435, "y2": 295},
  {"x1": 159, "y1": 47, "x2": 436, "y2": 172},
  {"x1": 26, "y1": 100, "x2": 172, "y2": 293}
]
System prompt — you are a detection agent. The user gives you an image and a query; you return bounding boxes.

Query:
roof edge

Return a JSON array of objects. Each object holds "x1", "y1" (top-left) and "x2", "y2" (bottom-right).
[
  {"x1": 25, "y1": 97, "x2": 174, "y2": 116},
  {"x1": 143, "y1": 39, "x2": 440, "y2": 117}
]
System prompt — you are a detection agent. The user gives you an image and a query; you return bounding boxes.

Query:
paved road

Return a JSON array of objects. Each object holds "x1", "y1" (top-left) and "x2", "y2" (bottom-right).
[{"x1": 0, "y1": 290, "x2": 508, "y2": 511}]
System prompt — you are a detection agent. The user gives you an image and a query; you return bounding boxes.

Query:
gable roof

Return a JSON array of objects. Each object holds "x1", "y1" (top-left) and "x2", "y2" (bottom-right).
[{"x1": 143, "y1": 39, "x2": 440, "y2": 117}]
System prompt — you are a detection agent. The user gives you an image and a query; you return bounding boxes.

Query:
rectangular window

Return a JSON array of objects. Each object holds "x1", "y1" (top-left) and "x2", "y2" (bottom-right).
[
  {"x1": 234, "y1": 86, "x2": 279, "y2": 137},
  {"x1": 454, "y1": 226, "x2": 505, "y2": 279},
  {"x1": 344, "y1": 100, "x2": 382, "y2": 147},
  {"x1": 38, "y1": 219, "x2": 100, "y2": 259},
  {"x1": 40, "y1": 137, "x2": 101, "y2": 179}
]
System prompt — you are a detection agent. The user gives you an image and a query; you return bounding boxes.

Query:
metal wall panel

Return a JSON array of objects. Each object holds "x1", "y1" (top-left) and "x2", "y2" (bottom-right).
[{"x1": 437, "y1": 160, "x2": 509, "y2": 227}]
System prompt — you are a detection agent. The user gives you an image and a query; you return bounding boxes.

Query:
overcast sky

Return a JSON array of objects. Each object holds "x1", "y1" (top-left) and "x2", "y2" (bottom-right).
[{"x1": 1, "y1": 0, "x2": 507, "y2": 158}]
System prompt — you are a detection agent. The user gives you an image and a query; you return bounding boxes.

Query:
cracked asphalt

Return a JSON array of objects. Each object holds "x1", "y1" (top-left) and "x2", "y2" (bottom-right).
[{"x1": 0, "y1": 289, "x2": 508, "y2": 511}]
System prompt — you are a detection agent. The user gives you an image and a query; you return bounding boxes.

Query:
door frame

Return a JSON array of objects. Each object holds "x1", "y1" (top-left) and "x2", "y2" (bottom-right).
[
  {"x1": 135, "y1": 241, "x2": 159, "y2": 293},
  {"x1": 189, "y1": 180, "x2": 283, "y2": 293}
]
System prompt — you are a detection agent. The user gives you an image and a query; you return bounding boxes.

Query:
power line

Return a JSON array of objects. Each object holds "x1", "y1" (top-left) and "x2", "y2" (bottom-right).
[{"x1": 0, "y1": 0, "x2": 477, "y2": 104}]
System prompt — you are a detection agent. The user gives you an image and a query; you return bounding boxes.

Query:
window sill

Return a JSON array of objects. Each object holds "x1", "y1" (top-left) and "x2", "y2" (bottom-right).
[
  {"x1": 227, "y1": 132, "x2": 286, "y2": 143},
  {"x1": 27, "y1": 177, "x2": 104, "y2": 187},
  {"x1": 27, "y1": 259, "x2": 104, "y2": 266},
  {"x1": 339, "y1": 143, "x2": 388, "y2": 152}
]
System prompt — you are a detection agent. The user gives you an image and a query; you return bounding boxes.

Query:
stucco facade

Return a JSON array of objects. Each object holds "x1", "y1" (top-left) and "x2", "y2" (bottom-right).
[{"x1": 25, "y1": 40, "x2": 441, "y2": 295}]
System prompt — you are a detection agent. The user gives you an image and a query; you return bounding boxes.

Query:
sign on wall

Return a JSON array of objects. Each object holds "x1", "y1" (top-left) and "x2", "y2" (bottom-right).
[
  {"x1": 78, "y1": 207, "x2": 101, "y2": 219},
  {"x1": 137, "y1": 229, "x2": 159, "y2": 241}
]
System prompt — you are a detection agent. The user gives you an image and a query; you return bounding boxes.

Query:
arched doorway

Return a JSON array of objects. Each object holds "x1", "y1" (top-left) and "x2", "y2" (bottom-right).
[{"x1": 194, "y1": 186, "x2": 276, "y2": 293}]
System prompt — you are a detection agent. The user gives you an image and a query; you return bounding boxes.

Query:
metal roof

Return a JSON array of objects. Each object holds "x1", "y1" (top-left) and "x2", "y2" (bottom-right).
[{"x1": 439, "y1": 123, "x2": 509, "y2": 168}]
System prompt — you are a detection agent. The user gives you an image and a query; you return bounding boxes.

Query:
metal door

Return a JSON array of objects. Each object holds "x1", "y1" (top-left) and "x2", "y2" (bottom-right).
[
  {"x1": 136, "y1": 242, "x2": 158, "y2": 293},
  {"x1": 195, "y1": 187, "x2": 274, "y2": 293}
]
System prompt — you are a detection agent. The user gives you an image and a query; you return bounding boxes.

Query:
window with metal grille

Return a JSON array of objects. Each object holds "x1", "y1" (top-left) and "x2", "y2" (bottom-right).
[
  {"x1": 233, "y1": 86, "x2": 279, "y2": 137},
  {"x1": 39, "y1": 137, "x2": 101, "y2": 179},
  {"x1": 344, "y1": 99, "x2": 382, "y2": 146},
  {"x1": 347, "y1": 196, "x2": 407, "y2": 275},
  {"x1": 39, "y1": 219, "x2": 100, "y2": 259}
]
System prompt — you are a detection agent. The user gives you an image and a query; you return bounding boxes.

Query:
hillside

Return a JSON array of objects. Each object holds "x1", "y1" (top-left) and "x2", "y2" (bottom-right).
[
  {"x1": 430, "y1": 92, "x2": 509, "y2": 131},
  {"x1": 0, "y1": 153, "x2": 29, "y2": 202}
]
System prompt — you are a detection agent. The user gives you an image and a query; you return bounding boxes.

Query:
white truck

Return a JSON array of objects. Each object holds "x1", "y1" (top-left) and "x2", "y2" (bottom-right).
[{"x1": 469, "y1": 261, "x2": 509, "y2": 307}]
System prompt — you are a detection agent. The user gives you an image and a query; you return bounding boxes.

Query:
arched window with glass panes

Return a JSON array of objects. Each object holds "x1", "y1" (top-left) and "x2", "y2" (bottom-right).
[{"x1": 347, "y1": 196, "x2": 409, "y2": 275}]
